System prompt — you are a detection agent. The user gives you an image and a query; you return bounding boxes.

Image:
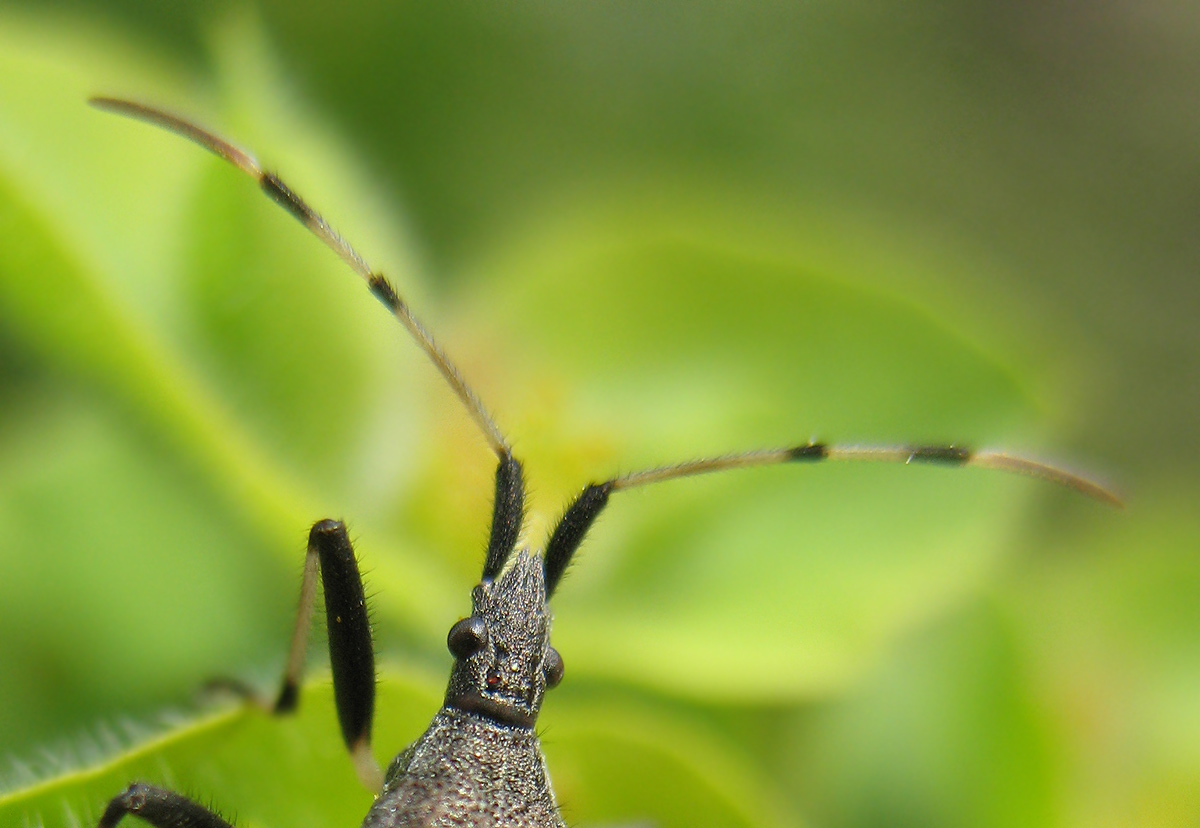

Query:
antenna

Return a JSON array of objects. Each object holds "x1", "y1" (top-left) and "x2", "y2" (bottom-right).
[
  {"x1": 542, "y1": 441, "x2": 1121, "y2": 596},
  {"x1": 89, "y1": 97, "x2": 512, "y2": 462}
]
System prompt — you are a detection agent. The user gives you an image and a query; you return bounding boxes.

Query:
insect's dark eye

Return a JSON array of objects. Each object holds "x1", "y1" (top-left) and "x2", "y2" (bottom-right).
[
  {"x1": 543, "y1": 646, "x2": 564, "y2": 689},
  {"x1": 447, "y1": 616, "x2": 487, "y2": 659}
]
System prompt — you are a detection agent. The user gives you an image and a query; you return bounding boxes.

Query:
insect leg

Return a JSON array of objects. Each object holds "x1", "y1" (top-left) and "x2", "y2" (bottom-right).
[
  {"x1": 203, "y1": 518, "x2": 379, "y2": 783},
  {"x1": 542, "y1": 441, "x2": 1120, "y2": 596},
  {"x1": 97, "y1": 783, "x2": 234, "y2": 828},
  {"x1": 240, "y1": 519, "x2": 381, "y2": 793}
]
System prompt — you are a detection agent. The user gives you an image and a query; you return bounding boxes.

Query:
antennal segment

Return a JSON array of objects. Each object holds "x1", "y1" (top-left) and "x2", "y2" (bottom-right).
[
  {"x1": 542, "y1": 441, "x2": 1120, "y2": 596},
  {"x1": 88, "y1": 96, "x2": 511, "y2": 461}
]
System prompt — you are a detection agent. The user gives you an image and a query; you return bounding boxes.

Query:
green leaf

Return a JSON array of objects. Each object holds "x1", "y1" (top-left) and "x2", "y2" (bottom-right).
[{"x1": 0, "y1": 672, "x2": 795, "y2": 828}]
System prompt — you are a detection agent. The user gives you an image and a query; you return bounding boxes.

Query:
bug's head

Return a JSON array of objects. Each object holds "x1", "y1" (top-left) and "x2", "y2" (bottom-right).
[{"x1": 443, "y1": 549, "x2": 564, "y2": 727}]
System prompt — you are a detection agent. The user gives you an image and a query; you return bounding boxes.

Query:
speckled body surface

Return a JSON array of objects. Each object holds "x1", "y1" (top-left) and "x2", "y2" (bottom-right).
[{"x1": 363, "y1": 708, "x2": 564, "y2": 828}]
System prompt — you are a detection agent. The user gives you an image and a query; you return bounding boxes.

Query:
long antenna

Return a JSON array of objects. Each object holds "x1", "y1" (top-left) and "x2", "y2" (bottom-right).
[
  {"x1": 608, "y1": 443, "x2": 1122, "y2": 506},
  {"x1": 542, "y1": 441, "x2": 1121, "y2": 596},
  {"x1": 89, "y1": 96, "x2": 511, "y2": 461}
]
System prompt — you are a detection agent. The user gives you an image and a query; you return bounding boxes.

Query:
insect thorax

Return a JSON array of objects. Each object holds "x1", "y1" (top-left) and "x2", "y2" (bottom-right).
[{"x1": 366, "y1": 708, "x2": 564, "y2": 828}]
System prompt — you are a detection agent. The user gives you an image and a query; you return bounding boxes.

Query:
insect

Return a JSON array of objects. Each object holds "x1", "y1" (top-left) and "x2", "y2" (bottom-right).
[{"x1": 87, "y1": 96, "x2": 1119, "y2": 828}]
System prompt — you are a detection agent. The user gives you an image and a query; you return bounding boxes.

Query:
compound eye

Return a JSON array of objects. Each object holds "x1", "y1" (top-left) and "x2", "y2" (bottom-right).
[
  {"x1": 543, "y1": 646, "x2": 564, "y2": 689},
  {"x1": 447, "y1": 616, "x2": 487, "y2": 659}
]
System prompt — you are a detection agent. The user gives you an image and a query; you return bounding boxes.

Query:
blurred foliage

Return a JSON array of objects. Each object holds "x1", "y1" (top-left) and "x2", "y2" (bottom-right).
[{"x1": 0, "y1": 3, "x2": 1196, "y2": 828}]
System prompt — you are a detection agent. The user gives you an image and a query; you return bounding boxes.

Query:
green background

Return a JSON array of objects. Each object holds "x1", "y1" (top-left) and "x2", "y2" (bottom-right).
[{"x1": 0, "y1": 3, "x2": 1196, "y2": 827}]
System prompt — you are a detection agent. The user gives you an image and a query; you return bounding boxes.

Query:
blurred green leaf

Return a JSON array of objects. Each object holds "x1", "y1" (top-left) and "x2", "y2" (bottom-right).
[
  {"x1": 0, "y1": 8, "x2": 456, "y2": 755},
  {"x1": 793, "y1": 601, "x2": 1058, "y2": 828},
  {"x1": 1004, "y1": 495, "x2": 1200, "y2": 827}
]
